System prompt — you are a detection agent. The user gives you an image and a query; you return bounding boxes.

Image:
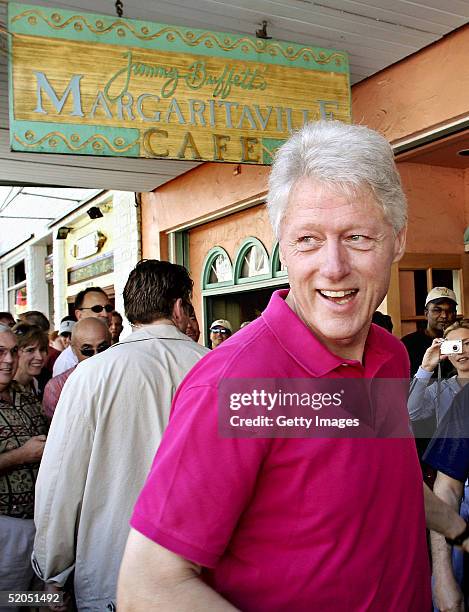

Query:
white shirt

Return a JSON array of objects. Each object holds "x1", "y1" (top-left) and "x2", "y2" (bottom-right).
[
  {"x1": 52, "y1": 345, "x2": 78, "y2": 377},
  {"x1": 32, "y1": 324, "x2": 209, "y2": 611}
]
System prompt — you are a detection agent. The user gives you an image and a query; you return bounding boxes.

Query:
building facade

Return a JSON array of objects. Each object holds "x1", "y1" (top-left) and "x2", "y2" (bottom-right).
[
  {"x1": 140, "y1": 24, "x2": 469, "y2": 343},
  {"x1": 0, "y1": 190, "x2": 140, "y2": 328}
]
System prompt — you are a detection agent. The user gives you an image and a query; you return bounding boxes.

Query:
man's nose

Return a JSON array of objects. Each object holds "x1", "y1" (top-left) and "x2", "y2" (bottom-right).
[
  {"x1": 319, "y1": 240, "x2": 351, "y2": 281},
  {"x1": 3, "y1": 349, "x2": 14, "y2": 363}
]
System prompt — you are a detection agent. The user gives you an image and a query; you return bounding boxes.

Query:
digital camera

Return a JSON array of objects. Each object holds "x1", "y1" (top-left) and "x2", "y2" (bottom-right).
[{"x1": 440, "y1": 339, "x2": 463, "y2": 355}]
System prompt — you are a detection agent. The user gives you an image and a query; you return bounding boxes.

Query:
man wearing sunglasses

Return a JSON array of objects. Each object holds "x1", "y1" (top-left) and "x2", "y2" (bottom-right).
[
  {"x1": 52, "y1": 287, "x2": 112, "y2": 377},
  {"x1": 42, "y1": 318, "x2": 111, "y2": 420},
  {"x1": 209, "y1": 319, "x2": 232, "y2": 349}
]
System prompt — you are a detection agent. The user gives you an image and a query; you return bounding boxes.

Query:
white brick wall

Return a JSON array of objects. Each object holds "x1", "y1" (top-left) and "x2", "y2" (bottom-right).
[
  {"x1": 111, "y1": 192, "x2": 141, "y2": 336},
  {"x1": 52, "y1": 237, "x2": 68, "y2": 328},
  {"x1": 0, "y1": 265, "x2": 5, "y2": 311},
  {"x1": 25, "y1": 245, "x2": 49, "y2": 314}
]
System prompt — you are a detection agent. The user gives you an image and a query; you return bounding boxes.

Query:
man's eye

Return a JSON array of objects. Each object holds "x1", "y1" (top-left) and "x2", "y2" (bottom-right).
[
  {"x1": 345, "y1": 235, "x2": 373, "y2": 248},
  {"x1": 296, "y1": 236, "x2": 320, "y2": 250}
]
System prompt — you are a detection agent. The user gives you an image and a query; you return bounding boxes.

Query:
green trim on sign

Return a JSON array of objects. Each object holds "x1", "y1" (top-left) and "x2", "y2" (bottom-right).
[
  {"x1": 10, "y1": 120, "x2": 140, "y2": 156},
  {"x1": 262, "y1": 138, "x2": 285, "y2": 164},
  {"x1": 9, "y1": 3, "x2": 349, "y2": 73}
]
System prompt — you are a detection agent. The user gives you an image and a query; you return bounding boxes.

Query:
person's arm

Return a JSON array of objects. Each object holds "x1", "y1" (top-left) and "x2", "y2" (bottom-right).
[
  {"x1": 118, "y1": 529, "x2": 238, "y2": 612},
  {"x1": 429, "y1": 474, "x2": 465, "y2": 612},
  {"x1": 423, "y1": 481, "x2": 465, "y2": 539},
  {"x1": 408, "y1": 339, "x2": 444, "y2": 421},
  {"x1": 0, "y1": 435, "x2": 46, "y2": 475}
]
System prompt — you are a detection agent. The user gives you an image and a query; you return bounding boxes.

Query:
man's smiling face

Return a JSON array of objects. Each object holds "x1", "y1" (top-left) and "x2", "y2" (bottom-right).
[{"x1": 279, "y1": 177, "x2": 406, "y2": 359}]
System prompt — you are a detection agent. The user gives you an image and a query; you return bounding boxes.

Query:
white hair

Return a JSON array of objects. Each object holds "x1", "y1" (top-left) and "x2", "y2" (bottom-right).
[{"x1": 267, "y1": 120, "x2": 407, "y2": 239}]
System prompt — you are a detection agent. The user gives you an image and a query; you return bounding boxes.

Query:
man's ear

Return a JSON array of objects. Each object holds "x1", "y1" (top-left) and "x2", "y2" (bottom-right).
[
  {"x1": 392, "y1": 225, "x2": 407, "y2": 264},
  {"x1": 74, "y1": 309, "x2": 82, "y2": 320},
  {"x1": 171, "y1": 298, "x2": 188, "y2": 328}
]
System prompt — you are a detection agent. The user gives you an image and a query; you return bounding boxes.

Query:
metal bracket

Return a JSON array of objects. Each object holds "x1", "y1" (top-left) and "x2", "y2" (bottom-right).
[{"x1": 256, "y1": 20, "x2": 272, "y2": 39}]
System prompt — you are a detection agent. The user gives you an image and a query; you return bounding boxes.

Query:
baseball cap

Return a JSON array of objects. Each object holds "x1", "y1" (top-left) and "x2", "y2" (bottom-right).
[
  {"x1": 59, "y1": 319, "x2": 76, "y2": 335},
  {"x1": 425, "y1": 287, "x2": 457, "y2": 307},
  {"x1": 210, "y1": 319, "x2": 232, "y2": 333}
]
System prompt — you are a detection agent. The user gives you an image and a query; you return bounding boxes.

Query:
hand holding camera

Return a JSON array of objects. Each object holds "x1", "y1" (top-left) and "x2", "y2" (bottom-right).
[{"x1": 421, "y1": 338, "x2": 463, "y2": 373}]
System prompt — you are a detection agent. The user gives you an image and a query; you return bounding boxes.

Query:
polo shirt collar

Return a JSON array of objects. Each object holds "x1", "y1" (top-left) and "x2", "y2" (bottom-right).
[{"x1": 262, "y1": 290, "x2": 394, "y2": 377}]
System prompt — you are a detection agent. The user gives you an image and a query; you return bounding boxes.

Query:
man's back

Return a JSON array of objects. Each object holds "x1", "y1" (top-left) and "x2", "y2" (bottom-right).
[{"x1": 33, "y1": 324, "x2": 208, "y2": 611}]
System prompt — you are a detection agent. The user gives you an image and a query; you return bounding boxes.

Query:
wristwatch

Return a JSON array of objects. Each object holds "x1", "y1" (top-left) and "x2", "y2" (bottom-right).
[{"x1": 445, "y1": 522, "x2": 469, "y2": 546}]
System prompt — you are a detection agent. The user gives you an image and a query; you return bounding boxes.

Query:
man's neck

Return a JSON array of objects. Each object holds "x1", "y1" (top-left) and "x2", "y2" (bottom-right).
[
  {"x1": 131, "y1": 318, "x2": 175, "y2": 331},
  {"x1": 425, "y1": 327, "x2": 442, "y2": 339},
  {"x1": 284, "y1": 293, "x2": 367, "y2": 363}
]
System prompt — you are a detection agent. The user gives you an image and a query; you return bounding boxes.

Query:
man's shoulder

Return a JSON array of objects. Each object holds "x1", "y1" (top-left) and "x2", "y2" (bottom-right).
[
  {"x1": 180, "y1": 316, "x2": 280, "y2": 388},
  {"x1": 74, "y1": 327, "x2": 209, "y2": 378},
  {"x1": 117, "y1": 326, "x2": 209, "y2": 359},
  {"x1": 401, "y1": 331, "x2": 429, "y2": 348},
  {"x1": 370, "y1": 323, "x2": 408, "y2": 356}
]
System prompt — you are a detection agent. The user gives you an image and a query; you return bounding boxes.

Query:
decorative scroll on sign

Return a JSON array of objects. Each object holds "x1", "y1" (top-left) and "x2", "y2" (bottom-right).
[{"x1": 8, "y1": 3, "x2": 351, "y2": 164}]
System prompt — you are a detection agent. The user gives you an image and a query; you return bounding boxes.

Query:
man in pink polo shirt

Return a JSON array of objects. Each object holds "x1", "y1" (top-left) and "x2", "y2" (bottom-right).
[{"x1": 118, "y1": 121, "x2": 467, "y2": 611}]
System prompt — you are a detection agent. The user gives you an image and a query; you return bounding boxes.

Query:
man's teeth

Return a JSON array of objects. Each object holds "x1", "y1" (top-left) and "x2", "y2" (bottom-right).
[
  {"x1": 318, "y1": 289, "x2": 357, "y2": 305},
  {"x1": 320, "y1": 290, "x2": 356, "y2": 298}
]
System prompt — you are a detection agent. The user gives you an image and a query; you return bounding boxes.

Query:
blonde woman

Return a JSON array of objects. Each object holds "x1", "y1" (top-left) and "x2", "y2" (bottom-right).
[
  {"x1": 408, "y1": 319, "x2": 469, "y2": 426},
  {"x1": 408, "y1": 319, "x2": 469, "y2": 610}
]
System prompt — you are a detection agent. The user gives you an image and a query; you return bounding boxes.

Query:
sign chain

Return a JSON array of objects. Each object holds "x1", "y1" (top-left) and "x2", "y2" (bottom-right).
[{"x1": 115, "y1": 0, "x2": 124, "y2": 18}]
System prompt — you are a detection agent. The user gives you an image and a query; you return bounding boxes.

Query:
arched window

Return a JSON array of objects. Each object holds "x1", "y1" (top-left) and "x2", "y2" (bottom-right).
[
  {"x1": 201, "y1": 247, "x2": 233, "y2": 289},
  {"x1": 271, "y1": 242, "x2": 288, "y2": 278},
  {"x1": 234, "y1": 238, "x2": 270, "y2": 284}
]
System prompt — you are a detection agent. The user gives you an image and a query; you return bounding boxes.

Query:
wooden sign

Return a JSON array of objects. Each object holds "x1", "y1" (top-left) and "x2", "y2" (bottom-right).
[{"x1": 8, "y1": 3, "x2": 351, "y2": 164}]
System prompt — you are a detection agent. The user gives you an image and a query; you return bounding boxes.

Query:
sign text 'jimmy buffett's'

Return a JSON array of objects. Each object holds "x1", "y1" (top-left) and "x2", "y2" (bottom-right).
[{"x1": 8, "y1": 3, "x2": 351, "y2": 163}]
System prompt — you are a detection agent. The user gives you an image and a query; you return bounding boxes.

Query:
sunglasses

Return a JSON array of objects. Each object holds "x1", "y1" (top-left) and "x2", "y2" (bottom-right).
[
  {"x1": 79, "y1": 343, "x2": 111, "y2": 357},
  {"x1": 211, "y1": 327, "x2": 229, "y2": 335},
  {"x1": 13, "y1": 323, "x2": 42, "y2": 335},
  {"x1": 78, "y1": 305, "x2": 113, "y2": 314}
]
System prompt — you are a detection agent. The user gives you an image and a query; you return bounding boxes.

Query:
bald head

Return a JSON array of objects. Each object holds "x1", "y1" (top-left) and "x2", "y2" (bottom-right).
[{"x1": 71, "y1": 318, "x2": 112, "y2": 362}]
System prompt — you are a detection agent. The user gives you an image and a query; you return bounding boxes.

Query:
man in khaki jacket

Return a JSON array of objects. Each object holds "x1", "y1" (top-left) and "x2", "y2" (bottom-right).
[{"x1": 32, "y1": 260, "x2": 209, "y2": 612}]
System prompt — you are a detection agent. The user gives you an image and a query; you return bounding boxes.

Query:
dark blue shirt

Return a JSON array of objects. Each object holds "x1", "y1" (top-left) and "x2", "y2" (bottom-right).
[{"x1": 424, "y1": 384, "x2": 469, "y2": 483}]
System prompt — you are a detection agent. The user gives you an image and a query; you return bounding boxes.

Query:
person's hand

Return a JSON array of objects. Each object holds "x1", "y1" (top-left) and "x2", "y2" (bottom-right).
[
  {"x1": 421, "y1": 338, "x2": 446, "y2": 372},
  {"x1": 45, "y1": 582, "x2": 71, "y2": 612},
  {"x1": 19, "y1": 435, "x2": 46, "y2": 463},
  {"x1": 461, "y1": 535, "x2": 469, "y2": 554},
  {"x1": 433, "y1": 576, "x2": 464, "y2": 612}
]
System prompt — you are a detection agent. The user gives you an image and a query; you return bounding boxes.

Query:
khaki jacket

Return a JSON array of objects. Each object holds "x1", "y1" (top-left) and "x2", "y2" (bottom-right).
[{"x1": 33, "y1": 324, "x2": 209, "y2": 611}]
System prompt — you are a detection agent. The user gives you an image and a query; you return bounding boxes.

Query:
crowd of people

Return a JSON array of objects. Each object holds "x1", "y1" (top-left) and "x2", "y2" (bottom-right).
[{"x1": 1, "y1": 120, "x2": 469, "y2": 611}]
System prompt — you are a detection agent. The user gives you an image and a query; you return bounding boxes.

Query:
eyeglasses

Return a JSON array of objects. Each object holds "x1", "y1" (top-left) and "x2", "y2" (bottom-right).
[
  {"x1": 78, "y1": 305, "x2": 113, "y2": 314},
  {"x1": 0, "y1": 346, "x2": 18, "y2": 359},
  {"x1": 211, "y1": 327, "x2": 229, "y2": 335},
  {"x1": 79, "y1": 343, "x2": 111, "y2": 357}
]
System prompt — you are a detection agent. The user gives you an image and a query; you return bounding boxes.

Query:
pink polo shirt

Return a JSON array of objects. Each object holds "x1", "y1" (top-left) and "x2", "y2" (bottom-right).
[{"x1": 131, "y1": 290, "x2": 430, "y2": 611}]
